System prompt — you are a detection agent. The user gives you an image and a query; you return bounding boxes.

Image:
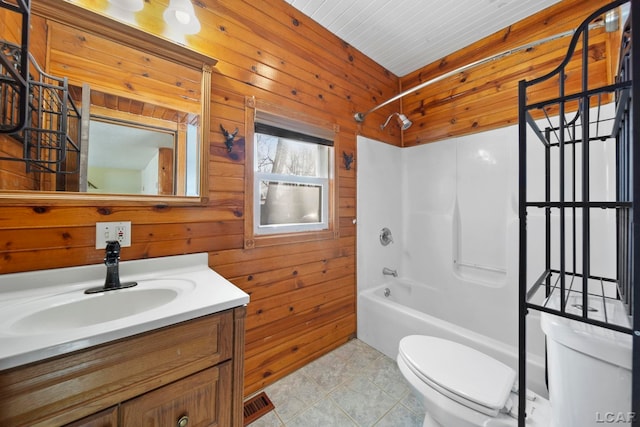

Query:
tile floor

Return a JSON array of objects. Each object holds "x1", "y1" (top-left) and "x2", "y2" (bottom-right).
[{"x1": 246, "y1": 338, "x2": 425, "y2": 427}]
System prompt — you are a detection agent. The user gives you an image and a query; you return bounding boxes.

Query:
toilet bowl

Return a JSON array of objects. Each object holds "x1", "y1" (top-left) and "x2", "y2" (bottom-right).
[{"x1": 397, "y1": 335, "x2": 550, "y2": 427}]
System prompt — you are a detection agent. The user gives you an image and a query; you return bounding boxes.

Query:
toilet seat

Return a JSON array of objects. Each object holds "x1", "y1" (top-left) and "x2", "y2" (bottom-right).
[{"x1": 398, "y1": 335, "x2": 516, "y2": 417}]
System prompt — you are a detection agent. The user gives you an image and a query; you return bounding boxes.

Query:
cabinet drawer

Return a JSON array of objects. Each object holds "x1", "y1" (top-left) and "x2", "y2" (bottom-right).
[
  {"x1": 121, "y1": 364, "x2": 232, "y2": 427},
  {"x1": 63, "y1": 406, "x2": 118, "y2": 427}
]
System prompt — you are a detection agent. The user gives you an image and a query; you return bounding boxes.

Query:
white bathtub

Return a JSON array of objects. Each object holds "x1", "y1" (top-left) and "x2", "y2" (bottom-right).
[{"x1": 357, "y1": 278, "x2": 547, "y2": 396}]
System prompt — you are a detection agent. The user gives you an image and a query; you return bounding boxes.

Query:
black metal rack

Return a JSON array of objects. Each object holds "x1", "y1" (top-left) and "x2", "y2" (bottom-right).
[
  {"x1": 0, "y1": 0, "x2": 30, "y2": 134},
  {"x1": 0, "y1": 40, "x2": 82, "y2": 177},
  {"x1": 0, "y1": 0, "x2": 82, "y2": 180},
  {"x1": 518, "y1": 0, "x2": 638, "y2": 426}
]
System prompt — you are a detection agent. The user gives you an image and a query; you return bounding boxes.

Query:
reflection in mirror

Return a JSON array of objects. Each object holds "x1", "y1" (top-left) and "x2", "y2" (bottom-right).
[
  {"x1": 74, "y1": 87, "x2": 200, "y2": 196},
  {"x1": 87, "y1": 120, "x2": 174, "y2": 195}
]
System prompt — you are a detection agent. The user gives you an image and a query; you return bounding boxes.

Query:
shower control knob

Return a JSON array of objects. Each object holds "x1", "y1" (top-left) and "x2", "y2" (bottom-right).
[{"x1": 380, "y1": 227, "x2": 393, "y2": 246}]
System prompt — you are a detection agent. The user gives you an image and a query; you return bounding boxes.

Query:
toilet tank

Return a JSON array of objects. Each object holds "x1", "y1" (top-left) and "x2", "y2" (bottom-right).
[{"x1": 540, "y1": 294, "x2": 632, "y2": 427}]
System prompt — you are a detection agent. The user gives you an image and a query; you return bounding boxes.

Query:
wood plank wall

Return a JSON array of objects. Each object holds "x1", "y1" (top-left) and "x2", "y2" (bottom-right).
[
  {"x1": 400, "y1": 0, "x2": 620, "y2": 146},
  {"x1": 189, "y1": 0, "x2": 399, "y2": 394},
  {"x1": 0, "y1": 0, "x2": 398, "y2": 397},
  {"x1": 0, "y1": 0, "x2": 621, "y2": 397}
]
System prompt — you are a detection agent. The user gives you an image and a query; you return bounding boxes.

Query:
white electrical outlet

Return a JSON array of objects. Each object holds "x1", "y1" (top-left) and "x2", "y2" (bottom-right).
[{"x1": 96, "y1": 221, "x2": 132, "y2": 249}]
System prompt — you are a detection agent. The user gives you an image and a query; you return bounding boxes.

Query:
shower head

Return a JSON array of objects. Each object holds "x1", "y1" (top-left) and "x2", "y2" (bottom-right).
[
  {"x1": 397, "y1": 114, "x2": 412, "y2": 130},
  {"x1": 380, "y1": 112, "x2": 412, "y2": 130}
]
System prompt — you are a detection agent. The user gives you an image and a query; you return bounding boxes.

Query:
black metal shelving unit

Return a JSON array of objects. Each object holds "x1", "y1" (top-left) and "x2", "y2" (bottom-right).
[
  {"x1": 1, "y1": 0, "x2": 82, "y2": 182},
  {"x1": 0, "y1": 0, "x2": 30, "y2": 134},
  {"x1": 518, "y1": 0, "x2": 638, "y2": 425}
]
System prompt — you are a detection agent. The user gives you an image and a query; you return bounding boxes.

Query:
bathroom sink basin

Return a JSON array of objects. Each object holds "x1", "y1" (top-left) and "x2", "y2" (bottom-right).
[
  {"x1": 10, "y1": 279, "x2": 193, "y2": 334},
  {"x1": 0, "y1": 252, "x2": 250, "y2": 371}
]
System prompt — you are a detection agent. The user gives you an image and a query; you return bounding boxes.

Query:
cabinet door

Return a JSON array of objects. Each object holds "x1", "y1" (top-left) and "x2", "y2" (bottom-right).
[
  {"x1": 63, "y1": 406, "x2": 118, "y2": 427},
  {"x1": 121, "y1": 363, "x2": 232, "y2": 427}
]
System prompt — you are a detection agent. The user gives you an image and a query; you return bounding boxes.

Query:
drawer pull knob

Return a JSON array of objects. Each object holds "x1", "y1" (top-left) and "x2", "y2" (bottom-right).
[{"x1": 177, "y1": 415, "x2": 189, "y2": 427}]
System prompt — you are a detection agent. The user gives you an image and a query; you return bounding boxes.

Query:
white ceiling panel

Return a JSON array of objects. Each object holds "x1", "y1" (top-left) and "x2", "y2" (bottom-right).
[{"x1": 285, "y1": 0, "x2": 561, "y2": 76}]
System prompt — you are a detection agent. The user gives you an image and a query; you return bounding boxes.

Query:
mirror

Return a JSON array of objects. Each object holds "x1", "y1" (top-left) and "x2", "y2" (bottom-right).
[
  {"x1": 0, "y1": 0, "x2": 215, "y2": 205},
  {"x1": 72, "y1": 86, "x2": 201, "y2": 196}
]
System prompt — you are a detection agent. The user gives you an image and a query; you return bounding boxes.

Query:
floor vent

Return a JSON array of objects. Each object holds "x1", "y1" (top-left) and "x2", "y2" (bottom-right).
[{"x1": 243, "y1": 391, "x2": 275, "y2": 426}]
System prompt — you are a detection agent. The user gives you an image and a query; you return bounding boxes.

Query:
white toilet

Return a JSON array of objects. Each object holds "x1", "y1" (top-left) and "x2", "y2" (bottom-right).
[
  {"x1": 541, "y1": 294, "x2": 632, "y2": 427},
  {"x1": 397, "y1": 335, "x2": 550, "y2": 427},
  {"x1": 398, "y1": 294, "x2": 632, "y2": 427}
]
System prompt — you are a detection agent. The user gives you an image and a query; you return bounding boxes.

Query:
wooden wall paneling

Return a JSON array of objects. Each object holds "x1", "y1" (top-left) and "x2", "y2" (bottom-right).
[
  {"x1": 253, "y1": 0, "x2": 398, "y2": 121},
  {"x1": 0, "y1": 140, "x2": 40, "y2": 190},
  {"x1": 211, "y1": 227, "x2": 356, "y2": 395},
  {"x1": 191, "y1": 0, "x2": 400, "y2": 144},
  {"x1": 195, "y1": 0, "x2": 397, "y2": 101},
  {"x1": 404, "y1": 57, "x2": 611, "y2": 143},
  {"x1": 244, "y1": 293, "x2": 355, "y2": 351},
  {"x1": 46, "y1": 22, "x2": 201, "y2": 113},
  {"x1": 0, "y1": 0, "x2": 391, "y2": 400},
  {"x1": 199, "y1": 0, "x2": 369, "y2": 393},
  {"x1": 404, "y1": 33, "x2": 611, "y2": 143},
  {"x1": 239, "y1": 259, "x2": 355, "y2": 304},
  {"x1": 401, "y1": 0, "x2": 614, "y2": 90},
  {"x1": 402, "y1": 36, "x2": 578, "y2": 116},
  {"x1": 244, "y1": 275, "x2": 354, "y2": 332},
  {"x1": 0, "y1": 201, "x2": 242, "y2": 273},
  {"x1": 46, "y1": 21, "x2": 203, "y2": 88},
  {"x1": 243, "y1": 313, "x2": 355, "y2": 394},
  {"x1": 212, "y1": 55, "x2": 360, "y2": 132},
  {"x1": 400, "y1": 0, "x2": 617, "y2": 146},
  {"x1": 211, "y1": 236, "x2": 347, "y2": 273},
  {"x1": 0, "y1": 6, "x2": 30, "y2": 44}
]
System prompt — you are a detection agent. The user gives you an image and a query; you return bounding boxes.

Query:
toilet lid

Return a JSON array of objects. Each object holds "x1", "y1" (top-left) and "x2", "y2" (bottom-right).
[{"x1": 399, "y1": 335, "x2": 516, "y2": 416}]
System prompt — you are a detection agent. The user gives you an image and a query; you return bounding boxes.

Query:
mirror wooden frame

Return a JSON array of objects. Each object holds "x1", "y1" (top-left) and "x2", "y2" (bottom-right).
[{"x1": 0, "y1": 0, "x2": 216, "y2": 206}]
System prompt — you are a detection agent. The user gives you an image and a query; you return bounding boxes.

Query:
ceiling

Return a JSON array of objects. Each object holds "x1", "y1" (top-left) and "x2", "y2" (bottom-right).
[{"x1": 284, "y1": 0, "x2": 561, "y2": 77}]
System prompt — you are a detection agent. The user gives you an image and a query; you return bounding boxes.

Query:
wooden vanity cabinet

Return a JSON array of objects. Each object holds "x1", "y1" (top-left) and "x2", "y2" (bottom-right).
[{"x1": 0, "y1": 306, "x2": 246, "y2": 427}]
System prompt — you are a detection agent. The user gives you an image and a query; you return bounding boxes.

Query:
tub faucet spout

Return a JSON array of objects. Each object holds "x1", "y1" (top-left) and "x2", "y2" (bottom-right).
[{"x1": 382, "y1": 267, "x2": 398, "y2": 277}]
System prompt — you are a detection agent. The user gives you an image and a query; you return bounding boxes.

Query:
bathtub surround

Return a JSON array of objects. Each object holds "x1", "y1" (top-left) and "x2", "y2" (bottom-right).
[
  {"x1": 356, "y1": 105, "x2": 617, "y2": 397},
  {"x1": 357, "y1": 280, "x2": 545, "y2": 394}
]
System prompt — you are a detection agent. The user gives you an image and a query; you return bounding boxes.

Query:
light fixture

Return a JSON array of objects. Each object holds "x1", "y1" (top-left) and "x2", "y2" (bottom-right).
[
  {"x1": 107, "y1": 0, "x2": 144, "y2": 12},
  {"x1": 163, "y1": 0, "x2": 201, "y2": 35},
  {"x1": 604, "y1": 8, "x2": 619, "y2": 32},
  {"x1": 380, "y1": 112, "x2": 412, "y2": 130},
  {"x1": 107, "y1": 0, "x2": 143, "y2": 24}
]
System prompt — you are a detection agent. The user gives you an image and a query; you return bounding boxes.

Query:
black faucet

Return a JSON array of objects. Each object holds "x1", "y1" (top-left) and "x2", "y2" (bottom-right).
[{"x1": 85, "y1": 241, "x2": 138, "y2": 294}]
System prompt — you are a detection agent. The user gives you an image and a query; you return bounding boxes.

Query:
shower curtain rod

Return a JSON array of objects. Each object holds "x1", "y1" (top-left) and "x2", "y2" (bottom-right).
[{"x1": 353, "y1": 20, "x2": 609, "y2": 124}]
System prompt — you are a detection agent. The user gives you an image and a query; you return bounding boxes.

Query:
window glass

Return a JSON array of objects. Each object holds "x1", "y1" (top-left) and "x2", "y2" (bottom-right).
[{"x1": 254, "y1": 131, "x2": 331, "y2": 234}]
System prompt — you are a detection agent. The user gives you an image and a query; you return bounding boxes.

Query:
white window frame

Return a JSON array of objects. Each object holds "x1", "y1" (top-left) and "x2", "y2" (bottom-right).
[
  {"x1": 243, "y1": 98, "x2": 338, "y2": 249},
  {"x1": 253, "y1": 162, "x2": 333, "y2": 235}
]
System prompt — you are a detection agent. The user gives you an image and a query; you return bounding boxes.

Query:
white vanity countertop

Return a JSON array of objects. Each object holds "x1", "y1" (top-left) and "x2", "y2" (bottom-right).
[{"x1": 0, "y1": 253, "x2": 250, "y2": 370}]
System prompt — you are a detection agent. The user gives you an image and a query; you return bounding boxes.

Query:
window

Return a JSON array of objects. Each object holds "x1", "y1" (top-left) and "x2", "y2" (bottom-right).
[
  {"x1": 254, "y1": 124, "x2": 332, "y2": 234},
  {"x1": 244, "y1": 101, "x2": 337, "y2": 248}
]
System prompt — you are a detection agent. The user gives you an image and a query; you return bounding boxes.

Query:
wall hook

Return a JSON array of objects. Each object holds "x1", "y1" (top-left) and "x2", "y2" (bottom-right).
[
  {"x1": 343, "y1": 151, "x2": 354, "y2": 170},
  {"x1": 220, "y1": 124, "x2": 239, "y2": 153}
]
